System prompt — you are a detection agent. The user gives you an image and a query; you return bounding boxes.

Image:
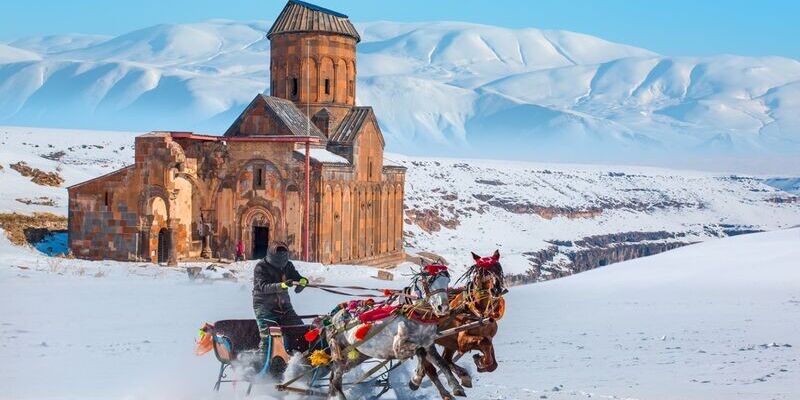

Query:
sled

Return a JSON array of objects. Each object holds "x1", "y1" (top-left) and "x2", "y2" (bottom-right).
[{"x1": 206, "y1": 319, "x2": 313, "y2": 395}]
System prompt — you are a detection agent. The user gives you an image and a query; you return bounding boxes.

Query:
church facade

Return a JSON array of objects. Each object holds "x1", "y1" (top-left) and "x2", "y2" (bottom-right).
[{"x1": 67, "y1": 0, "x2": 406, "y2": 267}]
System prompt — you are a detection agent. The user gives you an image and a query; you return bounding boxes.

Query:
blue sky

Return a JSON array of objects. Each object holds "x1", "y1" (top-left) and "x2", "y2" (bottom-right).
[{"x1": 1, "y1": 0, "x2": 798, "y2": 59}]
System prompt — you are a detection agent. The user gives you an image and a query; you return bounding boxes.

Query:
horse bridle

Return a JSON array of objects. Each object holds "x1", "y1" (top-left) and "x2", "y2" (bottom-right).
[{"x1": 416, "y1": 270, "x2": 450, "y2": 300}]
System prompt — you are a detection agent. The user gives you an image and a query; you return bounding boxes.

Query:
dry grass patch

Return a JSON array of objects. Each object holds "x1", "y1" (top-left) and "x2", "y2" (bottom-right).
[{"x1": 0, "y1": 212, "x2": 67, "y2": 245}]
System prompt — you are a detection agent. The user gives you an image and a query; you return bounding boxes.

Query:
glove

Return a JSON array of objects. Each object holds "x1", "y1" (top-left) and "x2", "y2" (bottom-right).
[
  {"x1": 280, "y1": 281, "x2": 294, "y2": 290},
  {"x1": 294, "y1": 277, "x2": 308, "y2": 293}
]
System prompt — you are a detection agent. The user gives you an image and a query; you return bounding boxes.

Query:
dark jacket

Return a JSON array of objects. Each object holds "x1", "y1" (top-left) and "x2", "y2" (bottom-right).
[{"x1": 252, "y1": 259, "x2": 302, "y2": 312}]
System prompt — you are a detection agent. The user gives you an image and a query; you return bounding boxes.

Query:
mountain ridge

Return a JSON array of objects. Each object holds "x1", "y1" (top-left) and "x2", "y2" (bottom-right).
[{"x1": 1, "y1": 20, "x2": 799, "y2": 173}]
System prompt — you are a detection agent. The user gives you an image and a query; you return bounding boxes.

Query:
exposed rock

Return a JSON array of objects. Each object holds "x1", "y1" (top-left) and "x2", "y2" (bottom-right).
[
  {"x1": 15, "y1": 197, "x2": 58, "y2": 207},
  {"x1": 475, "y1": 179, "x2": 505, "y2": 186},
  {"x1": 405, "y1": 208, "x2": 460, "y2": 233},
  {"x1": 441, "y1": 193, "x2": 458, "y2": 201},
  {"x1": 506, "y1": 231, "x2": 694, "y2": 285},
  {"x1": 0, "y1": 212, "x2": 67, "y2": 246},
  {"x1": 405, "y1": 251, "x2": 448, "y2": 267},
  {"x1": 766, "y1": 196, "x2": 800, "y2": 204},
  {"x1": 41, "y1": 150, "x2": 66, "y2": 161},
  {"x1": 472, "y1": 193, "x2": 703, "y2": 220},
  {"x1": 9, "y1": 161, "x2": 65, "y2": 187}
]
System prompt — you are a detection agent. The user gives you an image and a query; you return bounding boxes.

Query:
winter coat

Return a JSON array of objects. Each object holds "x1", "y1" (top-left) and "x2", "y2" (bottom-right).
[{"x1": 252, "y1": 259, "x2": 302, "y2": 313}]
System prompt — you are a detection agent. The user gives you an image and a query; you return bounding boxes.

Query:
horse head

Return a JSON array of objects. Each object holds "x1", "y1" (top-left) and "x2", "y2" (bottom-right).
[
  {"x1": 415, "y1": 264, "x2": 451, "y2": 317},
  {"x1": 470, "y1": 250, "x2": 504, "y2": 297}
]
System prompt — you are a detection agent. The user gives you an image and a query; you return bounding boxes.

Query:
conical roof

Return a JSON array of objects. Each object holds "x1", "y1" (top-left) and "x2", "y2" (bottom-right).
[{"x1": 267, "y1": 0, "x2": 361, "y2": 42}]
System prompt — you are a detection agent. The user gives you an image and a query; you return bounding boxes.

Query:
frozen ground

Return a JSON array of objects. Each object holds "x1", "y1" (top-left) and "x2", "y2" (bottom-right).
[{"x1": 2, "y1": 226, "x2": 799, "y2": 399}]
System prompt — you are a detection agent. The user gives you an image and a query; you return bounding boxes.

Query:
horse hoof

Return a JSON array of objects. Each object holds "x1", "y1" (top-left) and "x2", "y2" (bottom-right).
[
  {"x1": 454, "y1": 387, "x2": 467, "y2": 397},
  {"x1": 408, "y1": 381, "x2": 420, "y2": 391},
  {"x1": 461, "y1": 378, "x2": 473, "y2": 388}
]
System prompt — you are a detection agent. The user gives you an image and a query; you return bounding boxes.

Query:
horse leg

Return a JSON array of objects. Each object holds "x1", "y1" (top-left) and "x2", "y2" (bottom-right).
[
  {"x1": 474, "y1": 338, "x2": 498, "y2": 373},
  {"x1": 327, "y1": 337, "x2": 348, "y2": 400},
  {"x1": 408, "y1": 348, "x2": 426, "y2": 390},
  {"x1": 443, "y1": 347, "x2": 472, "y2": 388},
  {"x1": 426, "y1": 345, "x2": 466, "y2": 397},
  {"x1": 414, "y1": 347, "x2": 455, "y2": 400}
]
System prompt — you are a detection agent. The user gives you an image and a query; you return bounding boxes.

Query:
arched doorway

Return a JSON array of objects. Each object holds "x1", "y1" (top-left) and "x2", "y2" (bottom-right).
[
  {"x1": 252, "y1": 224, "x2": 269, "y2": 259},
  {"x1": 242, "y1": 207, "x2": 275, "y2": 260},
  {"x1": 157, "y1": 228, "x2": 169, "y2": 263}
]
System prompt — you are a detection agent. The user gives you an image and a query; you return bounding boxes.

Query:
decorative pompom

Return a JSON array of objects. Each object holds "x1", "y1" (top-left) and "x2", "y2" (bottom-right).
[
  {"x1": 354, "y1": 323, "x2": 372, "y2": 341},
  {"x1": 424, "y1": 264, "x2": 448, "y2": 275},
  {"x1": 304, "y1": 328, "x2": 320, "y2": 343},
  {"x1": 308, "y1": 349, "x2": 331, "y2": 367},
  {"x1": 347, "y1": 349, "x2": 360, "y2": 360},
  {"x1": 475, "y1": 257, "x2": 496, "y2": 269},
  {"x1": 383, "y1": 289, "x2": 393, "y2": 297},
  {"x1": 365, "y1": 298, "x2": 375, "y2": 306}
]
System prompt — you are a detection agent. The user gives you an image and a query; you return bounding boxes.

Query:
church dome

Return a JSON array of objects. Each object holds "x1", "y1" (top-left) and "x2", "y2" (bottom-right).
[{"x1": 267, "y1": 0, "x2": 361, "y2": 42}]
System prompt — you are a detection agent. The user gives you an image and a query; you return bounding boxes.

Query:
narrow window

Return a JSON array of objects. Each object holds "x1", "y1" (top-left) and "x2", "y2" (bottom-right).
[
  {"x1": 254, "y1": 167, "x2": 264, "y2": 189},
  {"x1": 271, "y1": 80, "x2": 276, "y2": 95},
  {"x1": 349, "y1": 80, "x2": 354, "y2": 96},
  {"x1": 104, "y1": 191, "x2": 110, "y2": 207},
  {"x1": 291, "y1": 78, "x2": 298, "y2": 97},
  {"x1": 324, "y1": 79, "x2": 330, "y2": 95},
  {"x1": 368, "y1": 159, "x2": 373, "y2": 179}
]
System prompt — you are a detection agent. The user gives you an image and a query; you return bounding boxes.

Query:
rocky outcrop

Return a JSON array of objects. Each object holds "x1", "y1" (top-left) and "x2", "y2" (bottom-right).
[
  {"x1": 9, "y1": 161, "x2": 64, "y2": 187},
  {"x1": 0, "y1": 212, "x2": 67, "y2": 246},
  {"x1": 472, "y1": 194, "x2": 603, "y2": 219},
  {"x1": 506, "y1": 231, "x2": 694, "y2": 285},
  {"x1": 471, "y1": 194, "x2": 703, "y2": 220},
  {"x1": 766, "y1": 196, "x2": 800, "y2": 204},
  {"x1": 404, "y1": 208, "x2": 460, "y2": 233},
  {"x1": 15, "y1": 197, "x2": 58, "y2": 207}
]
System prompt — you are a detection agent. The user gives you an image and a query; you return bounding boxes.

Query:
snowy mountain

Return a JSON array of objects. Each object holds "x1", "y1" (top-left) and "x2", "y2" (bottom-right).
[
  {"x1": 2, "y1": 126, "x2": 799, "y2": 281},
  {"x1": 1, "y1": 20, "x2": 799, "y2": 173},
  {"x1": 3, "y1": 214, "x2": 799, "y2": 399}
]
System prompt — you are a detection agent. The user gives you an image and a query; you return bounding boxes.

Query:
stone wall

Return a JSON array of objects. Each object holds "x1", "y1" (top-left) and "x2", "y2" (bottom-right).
[{"x1": 270, "y1": 32, "x2": 357, "y2": 106}]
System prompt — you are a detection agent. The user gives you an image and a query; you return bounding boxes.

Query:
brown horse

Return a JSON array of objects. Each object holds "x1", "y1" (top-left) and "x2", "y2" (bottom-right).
[{"x1": 409, "y1": 250, "x2": 505, "y2": 395}]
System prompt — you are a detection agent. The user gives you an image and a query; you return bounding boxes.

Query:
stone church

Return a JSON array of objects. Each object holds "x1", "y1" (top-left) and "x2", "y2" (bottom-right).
[{"x1": 67, "y1": 0, "x2": 406, "y2": 266}]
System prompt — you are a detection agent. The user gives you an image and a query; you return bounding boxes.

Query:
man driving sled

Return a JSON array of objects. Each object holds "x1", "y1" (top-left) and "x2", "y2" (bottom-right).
[{"x1": 252, "y1": 242, "x2": 308, "y2": 362}]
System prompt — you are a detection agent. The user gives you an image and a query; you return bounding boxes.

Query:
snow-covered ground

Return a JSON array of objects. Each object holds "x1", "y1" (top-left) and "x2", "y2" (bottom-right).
[
  {"x1": 2, "y1": 223, "x2": 799, "y2": 399},
  {"x1": 1, "y1": 21, "x2": 800, "y2": 171}
]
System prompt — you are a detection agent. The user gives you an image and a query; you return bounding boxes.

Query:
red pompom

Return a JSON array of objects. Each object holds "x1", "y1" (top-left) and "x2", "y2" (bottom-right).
[
  {"x1": 354, "y1": 323, "x2": 372, "y2": 341},
  {"x1": 424, "y1": 264, "x2": 448, "y2": 275},
  {"x1": 475, "y1": 257, "x2": 496, "y2": 269},
  {"x1": 304, "y1": 328, "x2": 320, "y2": 342},
  {"x1": 383, "y1": 289, "x2": 393, "y2": 297}
]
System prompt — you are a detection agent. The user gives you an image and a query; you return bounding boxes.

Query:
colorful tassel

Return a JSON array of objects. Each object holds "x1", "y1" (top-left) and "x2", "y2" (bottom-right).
[
  {"x1": 308, "y1": 349, "x2": 331, "y2": 367},
  {"x1": 304, "y1": 328, "x2": 320, "y2": 343},
  {"x1": 354, "y1": 323, "x2": 372, "y2": 341},
  {"x1": 383, "y1": 288, "x2": 393, "y2": 297}
]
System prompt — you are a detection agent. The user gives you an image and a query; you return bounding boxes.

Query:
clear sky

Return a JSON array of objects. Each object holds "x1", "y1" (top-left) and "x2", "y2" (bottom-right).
[{"x1": 1, "y1": 0, "x2": 798, "y2": 59}]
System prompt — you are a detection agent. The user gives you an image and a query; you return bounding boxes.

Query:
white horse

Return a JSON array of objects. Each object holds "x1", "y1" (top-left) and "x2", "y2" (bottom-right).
[{"x1": 325, "y1": 268, "x2": 466, "y2": 400}]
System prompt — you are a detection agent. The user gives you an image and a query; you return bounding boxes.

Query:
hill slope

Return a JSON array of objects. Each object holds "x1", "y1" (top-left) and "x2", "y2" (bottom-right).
[{"x1": 1, "y1": 20, "x2": 799, "y2": 172}]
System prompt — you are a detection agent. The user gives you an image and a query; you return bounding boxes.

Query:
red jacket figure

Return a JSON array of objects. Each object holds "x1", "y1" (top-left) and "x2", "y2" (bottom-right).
[{"x1": 236, "y1": 240, "x2": 245, "y2": 261}]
